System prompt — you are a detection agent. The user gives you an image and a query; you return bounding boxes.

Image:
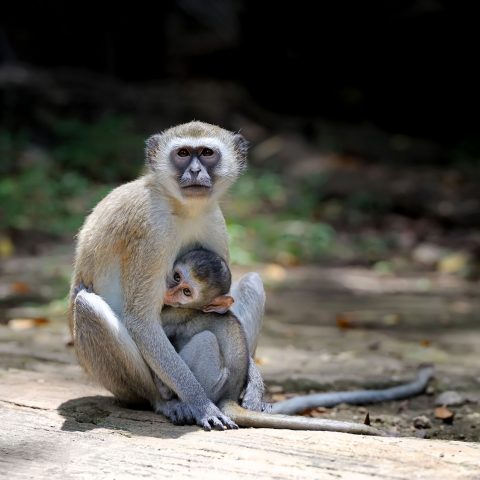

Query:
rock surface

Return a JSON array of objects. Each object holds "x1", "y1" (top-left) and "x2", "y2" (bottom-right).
[{"x1": 1, "y1": 248, "x2": 480, "y2": 478}]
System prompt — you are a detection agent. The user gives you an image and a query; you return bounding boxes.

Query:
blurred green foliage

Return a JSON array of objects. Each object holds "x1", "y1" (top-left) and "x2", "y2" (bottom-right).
[
  {"x1": 226, "y1": 170, "x2": 336, "y2": 265},
  {"x1": 51, "y1": 115, "x2": 144, "y2": 182},
  {"x1": 0, "y1": 115, "x2": 400, "y2": 265},
  {"x1": 0, "y1": 115, "x2": 143, "y2": 236}
]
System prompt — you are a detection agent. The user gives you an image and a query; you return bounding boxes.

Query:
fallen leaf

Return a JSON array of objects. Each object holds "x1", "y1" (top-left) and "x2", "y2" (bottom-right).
[
  {"x1": 438, "y1": 252, "x2": 469, "y2": 274},
  {"x1": 275, "y1": 251, "x2": 300, "y2": 266},
  {"x1": 267, "y1": 385, "x2": 284, "y2": 394},
  {"x1": 420, "y1": 339, "x2": 431, "y2": 347},
  {"x1": 302, "y1": 407, "x2": 329, "y2": 417},
  {"x1": 383, "y1": 313, "x2": 400, "y2": 326},
  {"x1": 448, "y1": 300, "x2": 473, "y2": 314},
  {"x1": 336, "y1": 314, "x2": 354, "y2": 330},
  {"x1": 0, "y1": 236, "x2": 14, "y2": 258},
  {"x1": 364, "y1": 412, "x2": 371, "y2": 425},
  {"x1": 254, "y1": 356, "x2": 267, "y2": 365},
  {"x1": 8, "y1": 317, "x2": 50, "y2": 330},
  {"x1": 10, "y1": 282, "x2": 30, "y2": 295},
  {"x1": 435, "y1": 406, "x2": 455, "y2": 423},
  {"x1": 263, "y1": 263, "x2": 287, "y2": 282}
]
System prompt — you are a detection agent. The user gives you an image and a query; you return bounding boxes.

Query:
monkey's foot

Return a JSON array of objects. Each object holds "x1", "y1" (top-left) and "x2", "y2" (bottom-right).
[
  {"x1": 242, "y1": 395, "x2": 273, "y2": 413},
  {"x1": 261, "y1": 402, "x2": 273, "y2": 413},
  {"x1": 241, "y1": 393, "x2": 264, "y2": 412},
  {"x1": 72, "y1": 281, "x2": 94, "y2": 300},
  {"x1": 155, "y1": 400, "x2": 238, "y2": 431}
]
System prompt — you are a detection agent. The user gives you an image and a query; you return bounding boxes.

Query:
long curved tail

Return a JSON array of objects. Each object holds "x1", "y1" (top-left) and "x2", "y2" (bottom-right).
[
  {"x1": 270, "y1": 365, "x2": 434, "y2": 415},
  {"x1": 220, "y1": 401, "x2": 384, "y2": 435}
]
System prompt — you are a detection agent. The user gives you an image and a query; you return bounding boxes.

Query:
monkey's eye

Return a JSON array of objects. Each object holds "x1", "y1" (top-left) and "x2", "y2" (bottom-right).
[
  {"x1": 201, "y1": 148, "x2": 214, "y2": 157},
  {"x1": 173, "y1": 272, "x2": 181, "y2": 283},
  {"x1": 177, "y1": 148, "x2": 190, "y2": 157},
  {"x1": 183, "y1": 288, "x2": 192, "y2": 297}
]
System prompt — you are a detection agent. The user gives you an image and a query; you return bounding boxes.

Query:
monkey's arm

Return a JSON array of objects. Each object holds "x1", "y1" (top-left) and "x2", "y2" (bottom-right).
[
  {"x1": 129, "y1": 316, "x2": 237, "y2": 430},
  {"x1": 269, "y1": 366, "x2": 434, "y2": 415},
  {"x1": 221, "y1": 401, "x2": 384, "y2": 435}
]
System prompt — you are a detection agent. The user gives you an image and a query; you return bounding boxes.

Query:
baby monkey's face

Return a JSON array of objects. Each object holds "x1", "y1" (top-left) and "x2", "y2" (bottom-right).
[
  {"x1": 164, "y1": 261, "x2": 234, "y2": 314},
  {"x1": 164, "y1": 261, "x2": 203, "y2": 308}
]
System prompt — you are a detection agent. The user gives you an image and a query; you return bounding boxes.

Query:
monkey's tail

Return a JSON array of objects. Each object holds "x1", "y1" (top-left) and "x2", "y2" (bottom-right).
[
  {"x1": 220, "y1": 401, "x2": 385, "y2": 435},
  {"x1": 270, "y1": 365, "x2": 435, "y2": 415}
]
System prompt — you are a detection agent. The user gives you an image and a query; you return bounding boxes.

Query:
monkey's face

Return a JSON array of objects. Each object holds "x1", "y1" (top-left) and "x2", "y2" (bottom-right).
[
  {"x1": 145, "y1": 121, "x2": 248, "y2": 203},
  {"x1": 164, "y1": 263, "x2": 203, "y2": 308},
  {"x1": 170, "y1": 145, "x2": 220, "y2": 198}
]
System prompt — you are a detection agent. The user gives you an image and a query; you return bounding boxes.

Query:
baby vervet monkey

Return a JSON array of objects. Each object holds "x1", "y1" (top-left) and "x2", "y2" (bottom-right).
[
  {"x1": 158, "y1": 249, "x2": 433, "y2": 433},
  {"x1": 161, "y1": 248, "x2": 267, "y2": 413}
]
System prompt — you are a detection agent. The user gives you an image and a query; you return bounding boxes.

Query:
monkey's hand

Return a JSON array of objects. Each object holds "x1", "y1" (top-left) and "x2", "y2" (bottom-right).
[{"x1": 156, "y1": 399, "x2": 238, "y2": 431}]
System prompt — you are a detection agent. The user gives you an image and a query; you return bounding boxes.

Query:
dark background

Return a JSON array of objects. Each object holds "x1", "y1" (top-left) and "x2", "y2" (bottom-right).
[
  {"x1": 1, "y1": 0, "x2": 480, "y2": 271},
  {"x1": 2, "y1": 0, "x2": 479, "y2": 144}
]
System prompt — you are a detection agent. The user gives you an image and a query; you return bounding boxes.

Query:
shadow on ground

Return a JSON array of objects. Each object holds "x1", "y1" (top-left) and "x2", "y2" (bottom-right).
[{"x1": 58, "y1": 395, "x2": 192, "y2": 439}]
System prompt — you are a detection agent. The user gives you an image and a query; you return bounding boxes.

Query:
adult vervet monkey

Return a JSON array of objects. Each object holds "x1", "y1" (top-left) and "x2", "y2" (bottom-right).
[{"x1": 69, "y1": 121, "x2": 259, "y2": 430}]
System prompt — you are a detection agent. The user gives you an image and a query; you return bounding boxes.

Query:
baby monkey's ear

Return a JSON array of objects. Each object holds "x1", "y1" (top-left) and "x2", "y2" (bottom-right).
[{"x1": 202, "y1": 295, "x2": 234, "y2": 314}]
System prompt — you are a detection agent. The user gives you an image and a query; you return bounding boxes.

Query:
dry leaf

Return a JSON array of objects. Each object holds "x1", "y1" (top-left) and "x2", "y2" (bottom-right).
[
  {"x1": 420, "y1": 339, "x2": 431, "y2": 347},
  {"x1": 0, "y1": 236, "x2": 14, "y2": 258},
  {"x1": 438, "y1": 252, "x2": 469, "y2": 274},
  {"x1": 435, "y1": 406, "x2": 455, "y2": 423},
  {"x1": 267, "y1": 385, "x2": 284, "y2": 394},
  {"x1": 8, "y1": 317, "x2": 50, "y2": 330},
  {"x1": 10, "y1": 282, "x2": 30, "y2": 295},
  {"x1": 364, "y1": 412, "x2": 371, "y2": 425},
  {"x1": 263, "y1": 263, "x2": 287, "y2": 282},
  {"x1": 254, "y1": 356, "x2": 267, "y2": 365},
  {"x1": 336, "y1": 314, "x2": 354, "y2": 330},
  {"x1": 275, "y1": 251, "x2": 300, "y2": 267},
  {"x1": 383, "y1": 313, "x2": 400, "y2": 326},
  {"x1": 302, "y1": 407, "x2": 328, "y2": 417}
]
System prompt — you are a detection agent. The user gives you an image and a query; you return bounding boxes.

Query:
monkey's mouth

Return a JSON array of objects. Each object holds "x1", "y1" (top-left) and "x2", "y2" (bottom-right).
[{"x1": 181, "y1": 184, "x2": 212, "y2": 196}]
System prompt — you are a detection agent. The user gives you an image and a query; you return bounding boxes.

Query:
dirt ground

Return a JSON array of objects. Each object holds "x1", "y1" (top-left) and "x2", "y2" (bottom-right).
[{"x1": 1, "y1": 243, "x2": 479, "y2": 478}]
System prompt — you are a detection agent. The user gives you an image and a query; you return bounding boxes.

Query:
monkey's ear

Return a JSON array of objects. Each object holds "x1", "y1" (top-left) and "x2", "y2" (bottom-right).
[
  {"x1": 202, "y1": 295, "x2": 234, "y2": 314},
  {"x1": 145, "y1": 134, "x2": 162, "y2": 169},
  {"x1": 233, "y1": 133, "x2": 249, "y2": 171}
]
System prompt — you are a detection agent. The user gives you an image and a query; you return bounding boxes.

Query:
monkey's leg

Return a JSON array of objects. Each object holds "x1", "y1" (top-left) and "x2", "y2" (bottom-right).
[
  {"x1": 230, "y1": 272, "x2": 266, "y2": 356},
  {"x1": 154, "y1": 331, "x2": 237, "y2": 428},
  {"x1": 73, "y1": 288, "x2": 160, "y2": 406},
  {"x1": 241, "y1": 360, "x2": 270, "y2": 412},
  {"x1": 177, "y1": 331, "x2": 229, "y2": 404}
]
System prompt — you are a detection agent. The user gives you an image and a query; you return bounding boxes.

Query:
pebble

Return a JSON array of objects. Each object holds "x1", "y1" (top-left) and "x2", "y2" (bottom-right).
[
  {"x1": 435, "y1": 391, "x2": 466, "y2": 407},
  {"x1": 413, "y1": 415, "x2": 432, "y2": 429}
]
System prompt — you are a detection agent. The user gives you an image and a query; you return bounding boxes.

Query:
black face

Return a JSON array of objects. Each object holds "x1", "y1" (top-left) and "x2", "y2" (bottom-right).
[{"x1": 170, "y1": 146, "x2": 220, "y2": 197}]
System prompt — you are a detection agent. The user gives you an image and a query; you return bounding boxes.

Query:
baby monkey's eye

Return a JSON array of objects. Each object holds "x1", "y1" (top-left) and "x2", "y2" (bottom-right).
[
  {"x1": 183, "y1": 288, "x2": 192, "y2": 297},
  {"x1": 177, "y1": 148, "x2": 189, "y2": 157},
  {"x1": 173, "y1": 272, "x2": 181, "y2": 283},
  {"x1": 201, "y1": 148, "x2": 214, "y2": 156}
]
